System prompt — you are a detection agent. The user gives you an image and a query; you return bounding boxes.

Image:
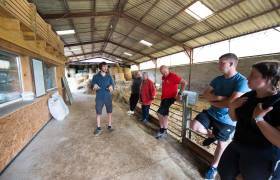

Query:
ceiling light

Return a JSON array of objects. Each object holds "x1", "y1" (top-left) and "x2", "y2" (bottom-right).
[
  {"x1": 185, "y1": 1, "x2": 213, "y2": 20},
  {"x1": 70, "y1": 48, "x2": 81, "y2": 51},
  {"x1": 139, "y1": 40, "x2": 153, "y2": 47},
  {"x1": 56, "y1": 29, "x2": 75, "y2": 35},
  {"x1": 124, "y1": 52, "x2": 132, "y2": 56}
]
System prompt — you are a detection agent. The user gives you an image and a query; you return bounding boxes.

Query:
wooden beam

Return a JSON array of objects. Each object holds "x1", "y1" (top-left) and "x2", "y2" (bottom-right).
[
  {"x1": 101, "y1": 0, "x2": 128, "y2": 51},
  {"x1": 181, "y1": 4, "x2": 280, "y2": 44},
  {"x1": 42, "y1": 11, "x2": 191, "y2": 52},
  {"x1": 102, "y1": 50, "x2": 138, "y2": 64},
  {"x1": 64, "y1": 40, "x2": 154, "y2": 59},
  {"x1": 42, "y1": 11, "x2": 116, "y2": 19},
  {"x1": 68, "y1": 56, "x2": 123, "y2": 64},
  {"x1": 121, "y1": 13, "x2": 191, "y2": 52},
  {"x1": 170, "y1": 0, "x2": 246, "y2": 36},
  {"x1": 67, "y1": 50, "x2": 137, "y2": 64},
  {"x1": 111, "y1": 0, "x2": 160, "y2": 56}
]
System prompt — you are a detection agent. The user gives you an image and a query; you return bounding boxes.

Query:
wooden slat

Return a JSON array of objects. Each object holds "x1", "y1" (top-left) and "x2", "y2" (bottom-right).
[{"x1": 0, "y1": 0, "x2": 64, "y2": 54}]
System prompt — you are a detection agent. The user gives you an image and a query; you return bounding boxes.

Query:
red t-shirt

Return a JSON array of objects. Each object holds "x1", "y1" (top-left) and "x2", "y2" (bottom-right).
[{"x1": 161, "y1": 72, "x2": 182, "y2": 99}]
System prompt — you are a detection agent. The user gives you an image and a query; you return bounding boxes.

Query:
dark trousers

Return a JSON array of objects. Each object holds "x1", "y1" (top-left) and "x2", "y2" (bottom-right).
[
  {"x1": 129, "y1": 93, "x2": 139, "y2": 111},
  {"x1": 218, "y1": 141, "x2": 280, "y2": 180},
  {"x1": 142, "y1": 105, "x2": 150, "y2": 121}
]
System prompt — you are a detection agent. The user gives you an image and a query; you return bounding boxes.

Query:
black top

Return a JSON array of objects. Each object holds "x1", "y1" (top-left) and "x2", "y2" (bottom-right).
[
  {"x1": 131, "y1": 77, "x2": 142, "y2": 94},
  {"x1": 234, "y1": 91, "x2": 280, "y2": 148}
]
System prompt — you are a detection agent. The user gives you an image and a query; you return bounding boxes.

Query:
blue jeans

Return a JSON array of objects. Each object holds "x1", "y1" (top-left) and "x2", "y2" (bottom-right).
[{"x1": 141, "y1": 105, "x2": 150, "y2": 121}]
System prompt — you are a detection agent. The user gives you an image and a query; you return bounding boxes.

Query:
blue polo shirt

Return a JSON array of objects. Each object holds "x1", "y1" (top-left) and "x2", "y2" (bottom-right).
[
  {"x1": 207, "y1": 73, "x2": 250, "y2": 126},
  {"x1": 91, "y1": 72, "x2": 114, "y2": 100}
]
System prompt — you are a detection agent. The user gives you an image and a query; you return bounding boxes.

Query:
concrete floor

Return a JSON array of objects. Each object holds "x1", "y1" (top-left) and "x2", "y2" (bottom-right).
[{"x1": 0, "y1": 92, "x2": 205, "y2": 180}]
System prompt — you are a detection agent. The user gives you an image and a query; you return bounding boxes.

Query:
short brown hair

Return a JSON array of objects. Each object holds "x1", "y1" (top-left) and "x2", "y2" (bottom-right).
[
  {"x1": 219, "y1": 53, "x2": 238, "y2": 66},
  {"x1": 252, "y1": 61, "x2": 280, "y2": 92}
]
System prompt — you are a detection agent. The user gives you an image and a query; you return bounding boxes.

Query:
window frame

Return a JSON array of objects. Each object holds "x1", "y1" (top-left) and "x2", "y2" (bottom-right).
[
  {"x1": 0, "y1": 49, "x2": 23, "y2": 108},
  {"x1": 43, "y1": 62, "x2": 58, "y2": 92}
]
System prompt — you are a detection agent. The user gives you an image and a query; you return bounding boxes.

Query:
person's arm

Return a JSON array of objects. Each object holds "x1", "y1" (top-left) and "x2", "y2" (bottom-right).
[
  {"x1": 253, "y1": 103, "x2": 280, "y2": 148},
  {"x1": 210, "y1": 91, "x2": 244, "y2": 108},
  {"x1": 211, "y1": 78, "x2": 249, "y2": 108},
  {"x1": 150, "y1": 81, "x2": 156, "y2": 99},
  {"x1": 203, "y1": 86, "x2": 227, "y2": 102},
  {"x1": 176, "y1": 78, "x2": 187, "y2": 101},
  {"x1": 179, "y1": 79, "x2": 187, "y2": 93},
  {"x1": 91, "y1": 76, "x2": 100, "y2": 90},
  {"x1": 108, "y1": 76, "x2": 115, "y2": 93},
  {"x1": 228, "y1": 96, "x2": 248, "y2": 121},
  {"x1": 257, "y1": 123, "x2": 280, "y2": 148}
]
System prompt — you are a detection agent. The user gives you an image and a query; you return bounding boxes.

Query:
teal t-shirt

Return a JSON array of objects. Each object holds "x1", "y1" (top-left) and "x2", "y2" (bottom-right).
[{"x1": 207, "y1": 73, "x2": 250, "y2": 126}]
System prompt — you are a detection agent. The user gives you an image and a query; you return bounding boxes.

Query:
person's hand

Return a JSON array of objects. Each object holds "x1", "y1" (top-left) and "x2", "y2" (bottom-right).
[
  {"x1": 93, "y1": 84, "x2": 100, "y2": 90},
  {"x1": 253, "y1": 103, "x2": 273, "y2": 119},
  {"x1": 176, "y1": 94, "x2": 182, "y2": 101},
  {"x1": 108, "y1": 85, "x2": 113, "y2": 93},
  {"x1": 216, "y1": 95, "x2": 227, "y2": 101},
  {"x1": 229, "y1": 97, "x2": 248, "y2": 109}
]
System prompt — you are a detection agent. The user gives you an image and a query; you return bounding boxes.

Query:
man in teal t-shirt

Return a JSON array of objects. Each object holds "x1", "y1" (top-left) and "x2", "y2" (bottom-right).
[{"x1": 190, "y1": 53, "x2": 250, "y2": 180}]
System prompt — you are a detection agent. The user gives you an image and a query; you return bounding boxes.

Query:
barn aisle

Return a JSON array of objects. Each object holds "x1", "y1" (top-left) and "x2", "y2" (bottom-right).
[{"x1": 0, "y1": 92, "x2": 203, "y2": 180}]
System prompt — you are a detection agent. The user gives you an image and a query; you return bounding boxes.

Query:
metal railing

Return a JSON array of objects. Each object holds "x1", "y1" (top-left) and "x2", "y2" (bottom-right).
[{"x1": 114, "y1": 82, "x2": 216, "y2": 161}]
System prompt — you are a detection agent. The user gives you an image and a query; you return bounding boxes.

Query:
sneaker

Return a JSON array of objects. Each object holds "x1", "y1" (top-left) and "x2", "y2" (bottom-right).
[
  {"x1": 155, "y1": 131, "x2": 168, "y2": 139},
  {"x1": 107, "y1": 126, "x2": 114, "y2": 132},
  {"x1": 202, "y1": 137, "x2": 216, "y2": 146},
  {"x1": 204, "y1": 167, "x2": 217, "y2": 180},
  {"x1": 127, "y1": 111, "x2": 134, "y2": 115},
  {"x1": 94, "y1": 127, "x2": 102, "y2": 136},
  {"x1": 142, "y1": 119, "x2": 149, "y2": 124}
]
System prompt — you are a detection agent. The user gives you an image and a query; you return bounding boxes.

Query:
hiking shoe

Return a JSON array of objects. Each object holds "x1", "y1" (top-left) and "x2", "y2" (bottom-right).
[
  {"x1": 204, "y1": 167, "x2": 217, "y2": 180},
  {"x1": 155, "y1": 131, "x2": 168, "y2": 139},
  {"x1": 107, "y1": 126, "x2": 114, "y2": 132},
  {"x1": 94, "y1": 127, "x2": 102, "y2": 136},
  {"x1": 142, "y1": 119, "x2": 149, "y2": 124},
  {"x1": 127, "y1": 110, "x2": 134, "y2": 115},
  {"x1": 202, "y1": 137, "x2": 216, "y2": 146}
]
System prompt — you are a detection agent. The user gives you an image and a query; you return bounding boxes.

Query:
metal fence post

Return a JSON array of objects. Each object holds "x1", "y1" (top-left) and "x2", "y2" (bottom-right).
[{"x1": 182, "y1": 94, "x2": 192, "y2": 141}]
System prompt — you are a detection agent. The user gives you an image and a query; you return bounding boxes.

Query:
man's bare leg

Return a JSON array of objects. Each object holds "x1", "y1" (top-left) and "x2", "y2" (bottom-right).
[{"x1": 212, "y1": 140, "x2": 229, "y2": 168}]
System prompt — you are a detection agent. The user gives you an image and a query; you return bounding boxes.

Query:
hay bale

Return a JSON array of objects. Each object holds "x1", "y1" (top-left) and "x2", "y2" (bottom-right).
[
  {"x1": 123, "y1": 67, "x2": 132, "y2": 80},
  {"x1": 114, "y1": 73, "x2": 125, "y2": 81}
]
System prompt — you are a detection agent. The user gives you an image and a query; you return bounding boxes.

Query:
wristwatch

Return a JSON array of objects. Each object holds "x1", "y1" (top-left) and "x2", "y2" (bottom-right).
[{"x1": 255, "y1": 116, "x2": 264, "y2": 123}]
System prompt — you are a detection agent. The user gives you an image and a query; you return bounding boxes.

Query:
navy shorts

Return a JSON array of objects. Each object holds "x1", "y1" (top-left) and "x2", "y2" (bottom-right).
[
  {"x1": 218, "y1": 142, "x2": 280, "y2": 180},
  {"x1": 157, "y1": 98, "x2": 175, "y2": 116},
  {"x1": 95, "y1": 96, "x2": 112, "y2": 115},
  {"x1": 195, "y1": 110, "x2": 235, "y2": 141}
]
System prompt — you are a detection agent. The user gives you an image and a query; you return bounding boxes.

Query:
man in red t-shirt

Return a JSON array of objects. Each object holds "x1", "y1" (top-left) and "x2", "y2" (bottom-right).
[{"x1": 156, "y1": 65, "x2": 187, "y2": 139}]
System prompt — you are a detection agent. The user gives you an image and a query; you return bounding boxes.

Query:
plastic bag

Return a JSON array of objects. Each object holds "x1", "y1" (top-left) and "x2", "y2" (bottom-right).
[{"x1": 48, "y1": 94, "x2": 69, "y2": 121}]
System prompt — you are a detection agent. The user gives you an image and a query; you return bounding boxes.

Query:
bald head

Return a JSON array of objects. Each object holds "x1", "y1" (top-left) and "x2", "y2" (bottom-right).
[{"x1": 160, "y1": 65, "x2": 169, "y2": 77}]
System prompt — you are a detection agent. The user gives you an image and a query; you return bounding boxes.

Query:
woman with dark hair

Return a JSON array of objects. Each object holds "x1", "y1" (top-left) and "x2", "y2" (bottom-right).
[{"x1": 218, "y1": 61, "x2": 280, "y2": 180}]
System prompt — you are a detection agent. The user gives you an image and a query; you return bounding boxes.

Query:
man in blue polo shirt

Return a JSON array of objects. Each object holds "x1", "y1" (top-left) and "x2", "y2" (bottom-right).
[
  {"x1": 190, "y1": 53, "x2": 250, "y2": 180},
  {"x1": 92, "y1": 62, "x2": 114, "y2": 136}
]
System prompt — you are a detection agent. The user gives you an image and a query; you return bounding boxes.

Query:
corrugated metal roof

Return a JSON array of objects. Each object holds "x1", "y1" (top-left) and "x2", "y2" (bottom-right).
[{"x1": 29, "y1": 0, "x2": 280, "y2": 65}]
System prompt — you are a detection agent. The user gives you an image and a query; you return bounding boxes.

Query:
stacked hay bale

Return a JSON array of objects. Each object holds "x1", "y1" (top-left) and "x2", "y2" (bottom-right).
[
  {"x1": 110, "y1": 65, "x2": 126, "y2": 81},
  {"x1": 123, "y1": 67, "x2": 132, "y2": 81}
]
